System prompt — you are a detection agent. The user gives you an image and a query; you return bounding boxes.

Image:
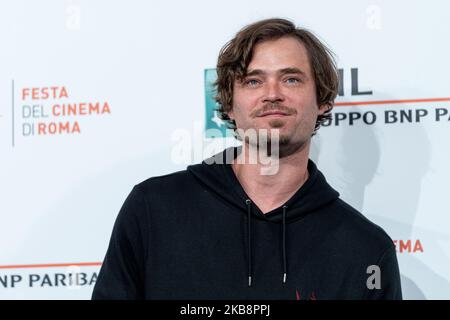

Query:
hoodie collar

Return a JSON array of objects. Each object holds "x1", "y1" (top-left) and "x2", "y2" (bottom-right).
[{"x1": 187, "y1": 146, "x2": 339, "y2": 224}]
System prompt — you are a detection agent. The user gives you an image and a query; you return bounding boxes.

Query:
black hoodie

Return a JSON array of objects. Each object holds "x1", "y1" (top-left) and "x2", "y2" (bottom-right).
[{"x1": 92, "y1": 146, "x2": 402, "y2": 300}]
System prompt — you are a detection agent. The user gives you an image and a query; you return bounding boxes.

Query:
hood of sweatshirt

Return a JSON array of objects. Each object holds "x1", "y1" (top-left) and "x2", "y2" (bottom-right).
[{"x1": 187, "y1": 145, "x2": 340, "y2": 286}]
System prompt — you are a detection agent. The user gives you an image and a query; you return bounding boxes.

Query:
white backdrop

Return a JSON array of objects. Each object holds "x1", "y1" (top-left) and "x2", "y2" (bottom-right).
[{"x1": 1, "y1": 0, "x2": 449, "y2": 299}]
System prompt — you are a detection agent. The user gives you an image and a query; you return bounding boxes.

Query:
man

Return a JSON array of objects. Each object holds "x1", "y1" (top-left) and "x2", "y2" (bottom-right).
[{"x1": 92, "y1": 18, "x2": 402, "y2": 299}]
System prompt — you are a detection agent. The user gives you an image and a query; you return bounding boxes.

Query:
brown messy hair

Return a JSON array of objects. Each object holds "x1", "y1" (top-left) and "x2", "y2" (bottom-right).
[{"x1": 213, "y1": 18, "x2": 339, "y2": 135}]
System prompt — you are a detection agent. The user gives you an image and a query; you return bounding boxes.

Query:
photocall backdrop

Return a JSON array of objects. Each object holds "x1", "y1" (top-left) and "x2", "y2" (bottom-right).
[{"x1": 1, "y1": 0, "x2": 449, "y2": 299}]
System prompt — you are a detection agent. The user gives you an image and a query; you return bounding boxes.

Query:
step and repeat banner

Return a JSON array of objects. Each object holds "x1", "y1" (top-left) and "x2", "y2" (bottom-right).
[{"x1": 1, "y1": 0, "x2": 449, "y2": 299}]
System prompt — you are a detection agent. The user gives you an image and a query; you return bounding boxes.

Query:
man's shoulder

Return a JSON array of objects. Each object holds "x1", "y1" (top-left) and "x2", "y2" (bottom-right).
[
  {"x1": 134, "y1": 168, "x2": 193, "y2": 192},
  {"x1": 327, "y1": 198, "x2": 395, "y2": 254}
]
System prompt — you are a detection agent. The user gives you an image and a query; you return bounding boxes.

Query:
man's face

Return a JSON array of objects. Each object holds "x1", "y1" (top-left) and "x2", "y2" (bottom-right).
[{"x1": 229, "y1": 36, "x2": 327, "y2": 152}]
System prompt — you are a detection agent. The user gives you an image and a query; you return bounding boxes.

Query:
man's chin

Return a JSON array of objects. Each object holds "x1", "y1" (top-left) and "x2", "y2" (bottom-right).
[
  {"x1": 242, "y1": 133, "x2": 307, "y2": 159},
  {"x1": 264, "y1": 135, "x2": 309, "y2": 158}
]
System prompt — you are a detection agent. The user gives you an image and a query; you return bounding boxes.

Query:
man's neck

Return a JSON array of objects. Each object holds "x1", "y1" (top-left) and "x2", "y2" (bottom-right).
[{"x1": 231, "y1": 141, "x2": 310, "y2": 214}]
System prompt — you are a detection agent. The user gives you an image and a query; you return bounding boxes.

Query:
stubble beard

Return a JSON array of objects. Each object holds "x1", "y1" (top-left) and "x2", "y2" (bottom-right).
[{"x1": 243, "y1": 120, "x2": 307, "y2": 159}]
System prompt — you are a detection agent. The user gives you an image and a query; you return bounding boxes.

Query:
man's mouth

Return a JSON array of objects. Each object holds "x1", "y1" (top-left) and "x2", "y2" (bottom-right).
[{"x1": 258, "y1": 111, "x2": 290, "y2": 117}]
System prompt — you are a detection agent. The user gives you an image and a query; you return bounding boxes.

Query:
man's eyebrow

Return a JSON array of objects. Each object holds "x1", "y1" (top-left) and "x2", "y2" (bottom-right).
[
  {"x1": 245, "y1": 67, "x2": 307, "y2": 78},
  {"x1": 245, "y1": 69, "x2": 265, "y2": 77},
  {"x1": 278, "y1": 67, "x2": 307, "y2": 77}
]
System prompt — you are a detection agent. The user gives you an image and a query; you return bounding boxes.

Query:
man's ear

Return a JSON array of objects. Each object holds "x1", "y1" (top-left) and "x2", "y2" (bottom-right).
[
  {"x1": 227, "y1": 109, "x2": 234, "y2": 120},
  {"x1": 318, "y1": 104, "x2": 330, "y2": 116}
]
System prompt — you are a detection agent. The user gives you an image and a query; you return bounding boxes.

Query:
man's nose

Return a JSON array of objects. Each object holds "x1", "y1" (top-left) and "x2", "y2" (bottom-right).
[{"x1": 262, "y1": 80, "x2": 284, "y2": 103}]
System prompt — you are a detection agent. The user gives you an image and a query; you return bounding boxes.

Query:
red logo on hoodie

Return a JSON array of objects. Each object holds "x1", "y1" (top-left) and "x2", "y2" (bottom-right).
[{"x1": 296, "y1": 289, "x2": 317, "y2": 300}]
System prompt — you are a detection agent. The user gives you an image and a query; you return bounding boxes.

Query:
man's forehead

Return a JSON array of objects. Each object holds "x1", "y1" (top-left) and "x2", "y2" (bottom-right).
[{"x1": 246, "y1": 38, "x2": 311, "y2": 75}]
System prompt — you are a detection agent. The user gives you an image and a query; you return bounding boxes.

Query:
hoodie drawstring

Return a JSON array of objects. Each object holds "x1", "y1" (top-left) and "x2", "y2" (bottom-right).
[
  {"x1": 245, "y1": 199, "x2": 288, "y2": 287},
  {"x1": 282, "y1": 205, "x2": 288, "y2": 284},
  {"x1": 245, "y1": 199, "x2": 252, "y2": 287}
]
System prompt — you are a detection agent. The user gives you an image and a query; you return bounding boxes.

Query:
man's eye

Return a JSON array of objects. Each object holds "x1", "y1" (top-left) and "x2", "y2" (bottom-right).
[
  {"x1": 245, "y1": 79, "x2": 260, "y2": 86},
  {"x1": 286, "y1": 78, "x2": 300, "y2": 84}
]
